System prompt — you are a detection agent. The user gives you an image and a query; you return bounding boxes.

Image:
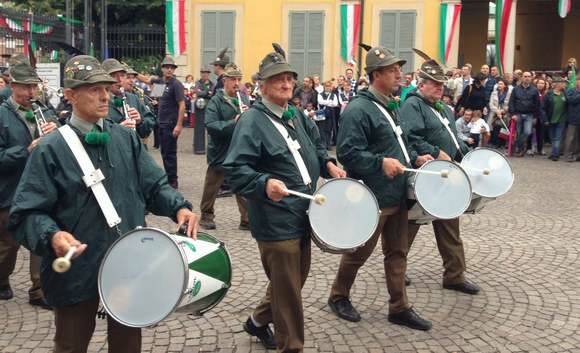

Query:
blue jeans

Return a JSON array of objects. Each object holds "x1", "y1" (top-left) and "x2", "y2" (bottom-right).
[
  {"x1": 516, "y1": 113, "x2": 534, "y2": 149},
  {"x1": 549, "y1": 122, "x2": 566, "y2": 157}
]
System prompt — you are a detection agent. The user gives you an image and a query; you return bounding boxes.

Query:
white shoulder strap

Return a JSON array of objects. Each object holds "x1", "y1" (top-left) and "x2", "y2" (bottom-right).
[
  {"x1": 429, "y1": 107, "x2": 461, "y2": 150},
  {"x1": 58, "y1": 125, "x2": 122, "y2": 228},
  {"x1": 372, "y1": 102, "x2": 411, "y2": 165},
  {"x1": 265, "y1": 114, "x2": 312, "y2": 186}
]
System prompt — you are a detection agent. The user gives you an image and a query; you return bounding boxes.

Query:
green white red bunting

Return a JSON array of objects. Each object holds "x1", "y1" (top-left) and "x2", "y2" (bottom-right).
[
  {"x1": 0, "y1": 15, "x2": 53, "y2": 34},
  {"x1": 559, "y1": 0, "x2": 572, "y2": 18},
  {"x1": 166, "y1": 0, "x2": 186, "y2": 56},
  {"x1": 340, "y1": 2, "x2": 361, "y2": 63},
  {"x1": 438, "y1": 3, "x2": 461, "y2": 64},
  {"x1": 495, "y1": 0, "x2": 514, "y2": 74}
]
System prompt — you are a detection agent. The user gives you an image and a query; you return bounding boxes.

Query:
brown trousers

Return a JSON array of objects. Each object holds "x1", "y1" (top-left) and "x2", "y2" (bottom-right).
[
  {"x1": 253, "y1": 237, "x2": 311, "y2": 353},
  {"x1": 0, "y1": 209, "x2": 43, "y2": 300},
  {"x1": 329, "y1": 206, "x2": 410, "y2": 314},
  {"x1": 54, "y1": 297, "x2": 141, "y2": 353},
  {"x1": 408, "y1": 218, "x2": 466, "y2": 285},
  {"x1": 200, "y1": 165, "x2": 248, "y2": 223}
]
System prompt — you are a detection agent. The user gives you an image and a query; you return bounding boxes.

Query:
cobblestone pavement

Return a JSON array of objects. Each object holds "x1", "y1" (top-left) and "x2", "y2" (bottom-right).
[{"x1": 2, "y1": 129, "x2": 580, "y2": 353}]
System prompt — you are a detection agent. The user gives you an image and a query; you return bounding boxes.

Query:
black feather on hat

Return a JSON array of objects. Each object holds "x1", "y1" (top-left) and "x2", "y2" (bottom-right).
[
  {"x1": 359, "y1": 43, "x2": 372, "y2": 52},
  {"x1": 272, "y1": 43, "x2": 286, "y2": 59}
]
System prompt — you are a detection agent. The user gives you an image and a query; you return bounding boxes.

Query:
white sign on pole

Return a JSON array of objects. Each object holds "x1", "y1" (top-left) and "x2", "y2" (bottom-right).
[{"x1": 36, "y1": 63, "x2": 62, "y2": 109}]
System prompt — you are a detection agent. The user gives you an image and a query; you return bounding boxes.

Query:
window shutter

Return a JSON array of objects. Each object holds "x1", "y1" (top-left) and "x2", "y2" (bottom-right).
[
  {"x1": 201, "y1": 10, "x2": 236, "y2": 76},
  {"x1": 289, "y1": 12, "x2": 307, "y2": 79},
  {"x1": 398, "y1": 12, "x2": 416, "y2": 70},
  {"x1": 289, "y1": 11, "x2": 324, "y2": 79},
  {"x1": 306, "y1": 12, "x2": 324, "y2": 78},
  {"x1": 379, "y1": 12, "x2": 397, "y2": 51}
]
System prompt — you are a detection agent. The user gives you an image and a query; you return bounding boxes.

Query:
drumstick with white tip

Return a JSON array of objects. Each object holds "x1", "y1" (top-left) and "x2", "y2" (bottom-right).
[
  {"x1": 284, "y1": 189, "x2": 327, "y2": 205},
  {"x1": 52, "y1": 246, "x2": 77, "y2": 273},
  {"x1": 404, "y1": 168, "x2": 450, "y2": 178},
  {"x1": 465, "y1": 167, "x2": 491, "y2": 175}
]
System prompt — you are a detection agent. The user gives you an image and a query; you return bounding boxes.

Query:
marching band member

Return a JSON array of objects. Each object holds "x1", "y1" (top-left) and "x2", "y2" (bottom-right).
[
  {"x1": 0, "y1": 60, "x2": 57, "y2": 310},
  {"x1": 192, "y1": 66, "x2": 214, "y2": 154},
  {"x1": 8, "y1": 55, "x2": 199, "y2": 353},
  {"x1": 399, "y1": 58, "x2": 480, "y2": 295},
  {"x1": 199, "y1": 63, "x2": 249, "y2": 231},
  {"x1": 102, "y1": 58, "x2": 155, "y2": 139},
  {"x1": 327, "y1": 44, "x2": 434, "y2": 331},
  {"x1": 211, "y1": 47, "x2": 230, "y2": 95},
  {"x1": 223, "y1": 43, "x2": 345, "y2": 352}
]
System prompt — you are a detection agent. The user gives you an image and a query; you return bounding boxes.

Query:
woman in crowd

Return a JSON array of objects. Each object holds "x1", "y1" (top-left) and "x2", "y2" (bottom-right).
[{"x1": 488, "y1": 78, "x2": 512, "y2": 148}]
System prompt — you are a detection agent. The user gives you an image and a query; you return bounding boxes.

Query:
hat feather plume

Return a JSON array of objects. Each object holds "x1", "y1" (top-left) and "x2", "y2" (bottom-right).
[
  {"x1": 272, "y1": 43, "x2": 286, "y2": 59},
  {"x1": 412, "y1": 48, "x2": 449, "y2": 71},
  {"x1": 218, "y1": 47, "x2": 229, "y2": 59},
  {"x1": 359, "y1": 43, "x2": 372, "y2": 52}
]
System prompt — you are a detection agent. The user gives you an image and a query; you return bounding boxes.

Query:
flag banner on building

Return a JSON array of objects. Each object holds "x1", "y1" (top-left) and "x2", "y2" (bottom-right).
[
  {"x1": 558, "y1": 0, "x2": 572, "y2": 18},
  {"x1": 438, "y1": 3, "x2": 461, "y2": 64},
  {"x1": 166, "y1": 0, "x2": 186, "y2": 56},
  {"x1": 495, "y1": 0, "x2": 514, "y2": 74},
  {"x1": 340, "y1": 2, "x2": 361, "y2": 63},
  {"x1": 0, "y1": 15, "x2": 54, "y2": 34}
]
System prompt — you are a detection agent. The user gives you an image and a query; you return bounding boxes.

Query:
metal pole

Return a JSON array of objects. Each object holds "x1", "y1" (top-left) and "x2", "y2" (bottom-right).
[
  {"x1": 357, "y1": 0, "x2": 365, "y2": 79},
  {"x1": 65, "y1": 0, "x2": 72, "y2": 45},
  {"x1": 100, "y1": 0, "x2": 107, "y2": 60},
  {"x1": 84, "y1": 0, "x2": 91, "y2": 54}
]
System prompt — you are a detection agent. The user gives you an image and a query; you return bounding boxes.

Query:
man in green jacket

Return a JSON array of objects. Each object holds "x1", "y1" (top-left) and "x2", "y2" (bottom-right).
[
  {"x1": 399, "y1": 59, "x2": 480, "y2": 295},
  {"x1": 223, "y1": 44, "x2": 346, "y2": 352},
  {"x1": 102, "y1": 58, "x2": 156, "y2": 139},
  {"x1": 199, "y1": 63, "x2": 249, "y2": 230},
  {"x1": 326, "y1": 44, "x2": 434, "y2": 331},
  {"x1": 0, "y1": 60, "x2": 58, "y2": 309},
  {"x1": 8, "y1": 55, "x2": 199, "y2": 353}
]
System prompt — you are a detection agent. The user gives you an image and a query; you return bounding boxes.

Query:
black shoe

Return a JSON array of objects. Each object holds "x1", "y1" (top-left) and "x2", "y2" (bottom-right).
[
  {"x1": 29, "y1": 298, "x2": 52, "y2": 310},
  {"x1": 388, "y1": 307, "x2": 432, "y2": 331},
  {"x1": 0, "y1": 286, "x2": 13, "y2": 300},
  {"x1": 238, "y1": 223, "x2": 250, "y2": 231},
  {"x1": 200, "y1": 219, "x2": 216, "y2": 230},
  {"x1": 443, "y1": 279, "x2": 480, "y2": 295},
  {"x1": 327, "y1": 298, "x2": 361, "y2": 322},
  {"x1": 243, "y1": 317, "x2": 276, "y2": 350},
  {"x1": 405, "y1": 275, "x2": 411, "y2": 286}
]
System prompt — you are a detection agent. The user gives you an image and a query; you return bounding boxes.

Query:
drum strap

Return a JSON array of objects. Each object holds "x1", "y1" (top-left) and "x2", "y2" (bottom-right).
[
  {"x1": 266, "y1": 114, "x2": 312, "y2": 186},
  {"x1": 430, "y1": 107, "x2": 461, "y2": 151},
  {"x1": 372, "y1": 102, "x2": 411, "y2": 165},
  {"x1": 58, "y1": 125, "x2": 122, "y2": 228}
]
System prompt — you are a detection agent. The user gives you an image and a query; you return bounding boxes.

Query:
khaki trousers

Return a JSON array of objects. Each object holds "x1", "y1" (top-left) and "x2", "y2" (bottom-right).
[
  {"x1": 253, "y1": 237, "x2": 311, "y2": 353},
  {"x1": 54, "y1": 297, "x2": 141, "y2": 353},
  {"x1": 0, "y1": 209, "x2": 43, "y2": 300},
  {"x1": 408, "y1": 218, "x2": 466, "y2": 285},
  {"x1": 329, "y1": 206, "x2": 410, "y2": 314},
  {"x1": 200, "y1": 165, "x2": 248, "y2": 224}
]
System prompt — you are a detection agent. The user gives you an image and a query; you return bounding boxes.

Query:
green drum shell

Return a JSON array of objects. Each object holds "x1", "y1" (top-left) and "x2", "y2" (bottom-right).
[{"x1": 177, "y1": 232, "x2": 232, "y2": 316}]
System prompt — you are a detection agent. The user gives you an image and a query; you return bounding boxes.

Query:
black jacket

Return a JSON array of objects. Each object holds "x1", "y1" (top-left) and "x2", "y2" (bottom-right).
[
  {"x1": 458, "y1": 83, "x2": 487, "y2": 111},
  {"x1": 509, "y1": 84, "x2": 540, "y2": 115}
]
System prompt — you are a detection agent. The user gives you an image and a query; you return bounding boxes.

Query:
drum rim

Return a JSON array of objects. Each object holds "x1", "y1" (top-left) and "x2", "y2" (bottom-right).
[
  {"x1": 461, "y1": 147, "x2": 515, "y2": 198},
  {"x1": 97, "y1": 227, "x2": 189, "y2": 328},
  {"x1": 410, "y1": 160, "x2": 473, "y2": 219},
  {"x1": 309, "y1": 177, "x2": 380, "y2": 252}
]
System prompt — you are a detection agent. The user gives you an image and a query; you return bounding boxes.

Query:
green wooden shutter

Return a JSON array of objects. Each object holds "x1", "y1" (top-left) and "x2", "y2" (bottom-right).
[
  {"x1": 201, "y1": 11, "x2": 236, "y2": 68},
  {"x1": 289, "y1": 11, "x2": 324, "y2": 79},
  {"x1": 379, "y1": 11, "x2": 416, "y2": 70}
]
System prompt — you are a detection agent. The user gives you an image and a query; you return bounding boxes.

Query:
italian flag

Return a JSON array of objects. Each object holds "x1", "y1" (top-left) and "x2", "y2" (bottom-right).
[
  {"x1": 340, "y1": 2, "x2": 361, "y2": 63},
  {"x1": 495, "y1": 0, "x2": 514, "y2": 74},
  {"x1": 438, "y1": 3, "x2": 461, "y2": 64},
  {"x1": 558, "y1": 0, "x2": 572, "y2": 18},
  {"x1": 0, "y1": 16, "x2": 53, "y2": 34},
  {"x1": 165, "y1": 0, "x2": 186, "y2": 56}
]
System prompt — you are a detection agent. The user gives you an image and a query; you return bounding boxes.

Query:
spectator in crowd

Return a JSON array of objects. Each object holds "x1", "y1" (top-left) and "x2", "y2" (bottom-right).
[
  {"x1": 357, "y1": 77, "x2": 369, "y2": 90},
  {"x1": 0, "y1": 76, "x2": 6, "y2": 89},
  {"x1": 345, "y1": 67, "x2": 357, "y2": 91},
  {"x1": 481, "y1": 64, "x2": 496, "y2": 103},
  {"x1": 457, "y1": 73, "x2": 487, "y2": 114},
  {"x1": 467, "y1": 109, "x2": 491, "y2": 147},
  {"x1": 456, "y1": 108, "x2": 476, "y2": 147},
  {"x1": 532, "y1": 78, "x2": 549, "y2": 156},
  {"x1": 564, "y1": 57, "x2": 578, "y2": 76},
  {"x1": 488, "y1": 78, "x2": 512, "y2": 147},
  {"x1": 512, "y1": 69, "x2": 523, "y2": 86},
  {"x1": 442, "y1": 93, "x2": 454, "y2": 111},
  {"x1": 544, "y1": 76, "x2": 568, "y2": 161},
  {"x1": 294, "y1": 76, "x2": 318, "y2": 109},
  {"x1": 184, "y1": 74, "x2": 195, "y2": 91},
  {"x1": 510, "y1": 71, "x2": 540, "y2": 157},
  {"x1": 490, "y1": 66, "x2": 500, "y2": 80},
  {"x1": 317, "y1": 80, "x2": 339, "y2": 149},
  {"x1": 450, "y1": 65, "x2": 473, "y2": 104},
  {"x1": 335, "y1": 75, "x2": 346, "y2": 96},
  {"x1": 563, "y1": 74, "x2": 580, "y2": 162},
  {"x1": 303, "y1": 101, "x2": 316, "y2": 120},
  {"x1": 313, "y1": 75, "x2": 324, "y2": 93},
  {"x1": 338, "y1": 80, "x2": 355, "y2": 114},
  {"x1": 396, "y1": 72, "x2": 416, "y2": 102}
]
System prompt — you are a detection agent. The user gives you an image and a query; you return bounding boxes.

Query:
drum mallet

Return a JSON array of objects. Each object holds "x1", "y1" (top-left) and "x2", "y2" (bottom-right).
[
  {"x1": 285, "y1": 189, "x2": 327, "y2": 205},
  {"x1": 404, "y1": 168, "x2": 450, "y2": 178},
  {"x1": 466, "y1": 167, "x2": 491, "y2": 175},
  {"x1": 52, "y1": 246, "x2": 77, "y2": 273}
]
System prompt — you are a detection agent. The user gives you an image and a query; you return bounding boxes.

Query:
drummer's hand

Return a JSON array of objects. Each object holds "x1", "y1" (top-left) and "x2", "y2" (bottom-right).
[
  {"x1": 51, "y1": 231, "x2": 87, "y2": 258},
  {"x1": 327, "y1": 161, "x2": 347, "y2": 178},
  {"x1": 382, "y1": 158, "x2": 405, "y2": 178},
  {"x1": 176, "y1": 208, "x2": 199, "y2": 240},
  {"x1": 415, "y1": 154, "x2": 434, "y2": 167},
  {"x1": 266, "y1": 178, "x2": 288, "y2": 202},
  {"x1": 40, "y1": 122, "x2": 58, "y2": 135},
  {"x1": 437, "y1": 150, "x2": 452, "y2": 161}
]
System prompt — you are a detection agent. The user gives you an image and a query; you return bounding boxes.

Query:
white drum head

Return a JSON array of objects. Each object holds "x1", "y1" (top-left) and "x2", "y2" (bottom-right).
[
  {"x1": 98, "y1": 228, "x2": 187, "y2": 327},
  {"x1": 308, "y1": 178, "x2": 379, "y2": 250},
  {"x1": 413, "y1": 160, "x2": 472, "y2": 219},
  {"x1": 461, "y1": 148, "x2": 514, "y2": 198}
]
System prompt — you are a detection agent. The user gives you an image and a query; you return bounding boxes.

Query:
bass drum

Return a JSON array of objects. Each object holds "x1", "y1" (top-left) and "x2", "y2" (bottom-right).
[{"x1": 98, "y1": 228, "x2": 232, "y2": 328}]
